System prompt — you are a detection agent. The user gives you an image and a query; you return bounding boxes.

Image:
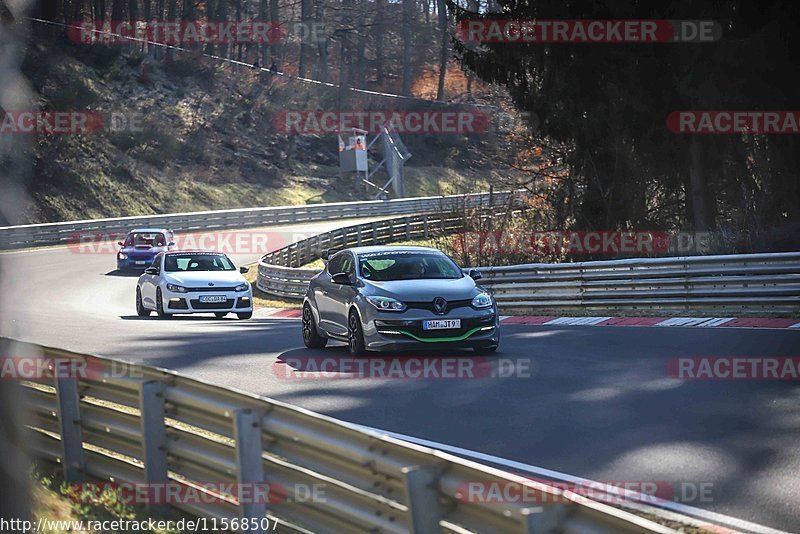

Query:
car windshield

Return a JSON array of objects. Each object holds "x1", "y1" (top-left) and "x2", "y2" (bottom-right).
[
  {"x1": 164, "y1": 253, "x2": 235, "y2": 272},
  {"x1": 358, "y1": 252, "x2": 463, "y2": 281},
  {"x1": 125, "y1": 232, "x2": 166, "y2": 247}
]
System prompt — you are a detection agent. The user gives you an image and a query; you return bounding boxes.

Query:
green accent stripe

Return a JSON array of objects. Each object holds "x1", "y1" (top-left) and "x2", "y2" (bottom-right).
[{"x1": 391, "y1": 326, "x2": 491, "y2": 343}]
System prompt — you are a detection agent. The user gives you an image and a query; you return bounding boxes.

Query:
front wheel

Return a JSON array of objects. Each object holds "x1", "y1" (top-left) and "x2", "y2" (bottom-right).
[
  {"x1": 347, "y1": 310, "x2": 366, "y2": 357},
  {"x1": 136, "y1": 287, "x2": 151, "y2": 317},
  {"x1": 156, "y1": 288, "x2": 171, "y2": 318},
  {"x1": 237, "y1": 312, "x2": 252, "y2": 320},
  {"x1": 302, "y1": 304, "x2": 327, "y2": 348}
]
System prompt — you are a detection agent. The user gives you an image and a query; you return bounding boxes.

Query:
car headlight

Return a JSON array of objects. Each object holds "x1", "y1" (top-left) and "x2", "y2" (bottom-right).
[
  {"x1": 366, "y1": 296, "x2": 407, "y2": 312},
  {"x1": 471, "y1": 291, "x2": 493, "y2": 309},
  {"x1": 166, "y1": 283, "x2": 187, "y2": 293},
  {"x1": 235, "y1": 283, "x2": 249, "y2": 292},
  {"x1": 118, "y1": 253, "x2": 127, "y2": 260}
]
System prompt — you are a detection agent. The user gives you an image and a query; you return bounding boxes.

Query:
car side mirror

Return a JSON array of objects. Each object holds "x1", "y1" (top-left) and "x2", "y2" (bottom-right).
[
  {"x1": 144, "y1": 267, "x2": 159, "y2": 275},
  {"x1": 117, "y1": 241, "x2": 124, "y2": 246},
  {"x1": 239, "y1": 266, "x2": 249, "y2": 274},
  {"x1": 331, "y1": 272, "x2": 352, "y2": 285},
  {"x1": 168, "y1": 241, "x2": 175, "y2": 247},
  {"x1": 468, "y1": 269, "x2": 483, "y2": 280}
]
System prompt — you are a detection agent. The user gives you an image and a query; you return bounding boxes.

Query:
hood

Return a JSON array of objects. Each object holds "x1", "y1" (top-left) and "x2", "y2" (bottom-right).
[
  {"x1": 164, "y1": 270, "x2": 246, "y2": 287},
  {"x1": 121, "y1": 245, "x2": 164, "y2": 254},
  {"x1": 365, "y1": 276, "x2": 477, "y2": 301}
]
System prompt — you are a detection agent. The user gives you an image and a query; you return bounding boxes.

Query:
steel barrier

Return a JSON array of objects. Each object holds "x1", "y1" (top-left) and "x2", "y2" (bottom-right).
[
  {"x1": 256, "y1": 218, "x2": 800, "y2": 313},
  {"x1": 0, "y1": 192, "x2": 512, "y2": 250},
  {"x1": 8, "y1": 338, "x2": 673, "y2": 533}
]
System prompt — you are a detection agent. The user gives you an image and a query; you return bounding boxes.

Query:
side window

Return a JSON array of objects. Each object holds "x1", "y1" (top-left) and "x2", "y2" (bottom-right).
[
  {"x1": 150, "y1": 255, "x2": 161, "y2": 272},
  {"x1": 341, "y1": 253, "x2": 355, "y2": 277},
  {"x1": 327, "y1": 254, "x2": 344, "y2": 275}
]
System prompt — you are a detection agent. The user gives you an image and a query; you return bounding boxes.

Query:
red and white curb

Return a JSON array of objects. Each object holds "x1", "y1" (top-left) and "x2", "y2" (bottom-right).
[
  {"x1": 499, "y1": 316, "x2": 800, "y2": 329},
  {"x1": 255, "y1": 308, "x2": 800, "y2": 329}
]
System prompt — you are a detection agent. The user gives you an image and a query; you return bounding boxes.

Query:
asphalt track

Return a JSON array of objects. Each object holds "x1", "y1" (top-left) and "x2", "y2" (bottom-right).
[{"x1": 1, "y1": 219, "x2": 798, "y2": 532}]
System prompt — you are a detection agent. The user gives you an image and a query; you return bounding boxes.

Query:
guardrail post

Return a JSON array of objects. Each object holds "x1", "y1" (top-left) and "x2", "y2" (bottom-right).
[
  {"x1": 138, "y1": 380, "x2": 168, "y2": 516},
  {"x1": 402, "y1": 466, "x2": 440, "y2": 533},
  {"x1": 519, "y1": 504, "x2": 567, "y2": 533},
  {"x1": 54, "y1": 362, "x2": 84, "y2": 482},
  {"x1": 423, "y1": 216, "x2": 429, "y2": 238},
  {"x1": 234, "y1": 409, "x2": 265, "y2": 533},
  {"x1": 405, "y1": 216, "x2": 411, "y2": 240},
  {"x1": 357, "y1": 227, "x2": 362, "y2": 246}
]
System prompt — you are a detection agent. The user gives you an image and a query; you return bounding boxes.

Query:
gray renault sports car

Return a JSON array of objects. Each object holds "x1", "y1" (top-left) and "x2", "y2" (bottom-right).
[{"x1": 302, "y1": 246, "x2": 500, "y2": 356}]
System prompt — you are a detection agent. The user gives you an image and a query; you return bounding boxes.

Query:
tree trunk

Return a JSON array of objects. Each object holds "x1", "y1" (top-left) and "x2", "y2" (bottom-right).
[
  {"x1": 315, "y1": 0, "x2": 328, "y2": 82},
  {"x1": 354, "y1": 0, "x2": 367, "y2": 88},
  {"x1": 374, "y1": 0, "x2": 384, "y2": 84},
  {"x1": 269, "y1": 0, "x2": 281, "y2": 69},
  {"x1": 401, "y1": 0, "x2": 413, "y2": 96},
  {"x1": 687, "y1": 137, "x2": 715, "y2": 231},
  {"x1": 299, "y1": 0, "x2": 313, "y2": 77},
  {"x1": 435, "y1": 0, "x2": 447, "y2": 101}
]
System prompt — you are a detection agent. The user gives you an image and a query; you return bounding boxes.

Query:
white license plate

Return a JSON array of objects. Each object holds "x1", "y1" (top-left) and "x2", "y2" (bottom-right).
[
  {"x1": 423, "y1": 319, "x2": 461, "y2": 330},
  {"x1": 135, "y1": 261, "x2": 146, "y2": 265},
  {"x1": 199, "y1": 295, "x2": 227, "y2": 303}
]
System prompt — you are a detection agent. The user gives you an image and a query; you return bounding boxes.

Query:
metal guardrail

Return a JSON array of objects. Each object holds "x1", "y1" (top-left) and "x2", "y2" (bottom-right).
[
  {"x1": 0, "y1": 192, "x2": 510, "y2": 250},
  {"x1": 257, "y1": 217, "x2": 800, "y2": 313},
  {"x1": 10, "y1": 338, "x2": 671, "y2": 533}
]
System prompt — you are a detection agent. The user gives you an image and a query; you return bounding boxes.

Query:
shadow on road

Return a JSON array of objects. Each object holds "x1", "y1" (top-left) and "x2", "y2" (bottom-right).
[{"x1": 105, "y1": 270, "x2": 142, "y2": 277}]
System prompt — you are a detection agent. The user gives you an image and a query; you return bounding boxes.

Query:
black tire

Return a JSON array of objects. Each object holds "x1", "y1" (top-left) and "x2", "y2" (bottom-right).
[
  {"x1": 136, "y1": 287, "x2": 151, "y2": 317},
  {"x1": 156, "y1": 288, "x2": 171, "y2": 318},
  {"x1": 215, "y1": 312, "x2": 228, "y2": 318},
  {"x1": 237, "y1": 312, "x2": 252, "y2": 320},
  {"x1": 473, "y1": 344, "x2": 498, "y2": 355},
  {"x1": 347, "y1": 309, "x2": 366, "y2": 357},
  {"x1": 302, "y1": 304, "x2": 327, "y2": 348}
]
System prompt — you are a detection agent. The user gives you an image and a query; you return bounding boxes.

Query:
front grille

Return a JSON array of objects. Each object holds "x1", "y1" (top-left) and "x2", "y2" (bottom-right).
[
  {"x1": 405, "y1": 299, "x2": 473, "y2": 314},
  {"x1": 190, "y1": 299, "x2": 235, "y2": 310},
  {"x1": 186, "y1": 286, "x2": 237, "y2": 292},
  {"x1": 376, "y1": 315, "x2": 495, "y2": 339}
]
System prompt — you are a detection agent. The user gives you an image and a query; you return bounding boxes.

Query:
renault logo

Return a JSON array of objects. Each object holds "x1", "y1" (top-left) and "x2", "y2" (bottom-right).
[{"x1": 433, "y1": 297, "x2": 448, "y2": 314}]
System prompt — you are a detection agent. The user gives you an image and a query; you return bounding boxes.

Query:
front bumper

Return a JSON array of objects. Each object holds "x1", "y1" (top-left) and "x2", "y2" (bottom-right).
[
  {"x1": 117, "y1": 257, "x2": 155, "y2": 270},
  {"x1": 162, "y1": 288, "x2": 253, "y2": 314},
  {"x1": 362, "y1": 308, "x2": 499, "y2": 351}
]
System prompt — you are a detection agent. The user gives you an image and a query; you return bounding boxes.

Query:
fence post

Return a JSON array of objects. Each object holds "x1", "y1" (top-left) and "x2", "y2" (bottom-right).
[
  {"x1": 402, "y1": 466, "x2": 440, "y2": 533},
  {"x1": 139, "y1": 380, "x2": 168, "y2": 516},
  {"x1": 54, "y1": 361, "x2": 85, "y2": 483},
  {"x1": 234, "y1": 409, "x2": 265, "y2": 533}
]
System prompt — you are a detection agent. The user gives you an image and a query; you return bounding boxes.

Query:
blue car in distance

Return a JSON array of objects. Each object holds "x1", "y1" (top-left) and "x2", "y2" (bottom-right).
[{"x1": 116, "y1": 228, "x2": 175, "y2": 271}]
